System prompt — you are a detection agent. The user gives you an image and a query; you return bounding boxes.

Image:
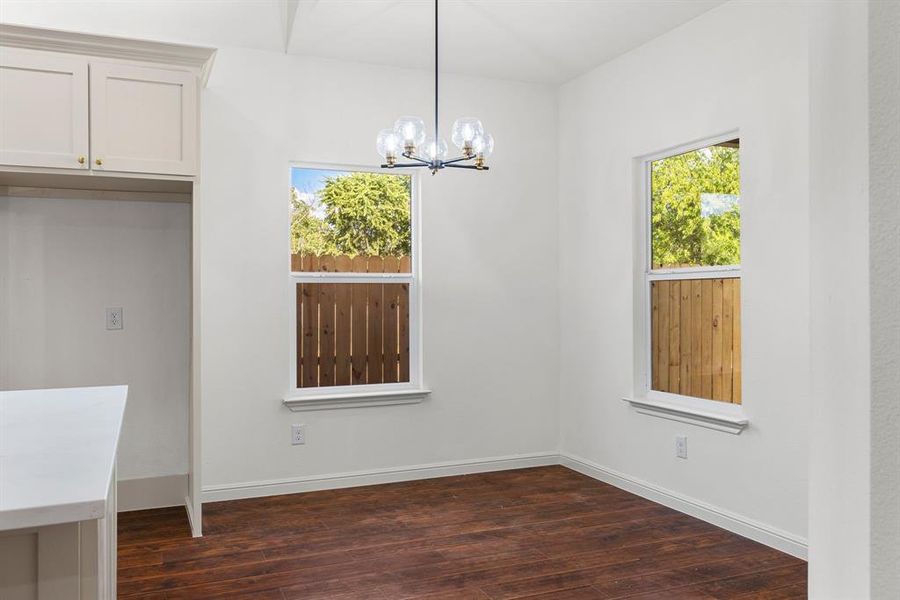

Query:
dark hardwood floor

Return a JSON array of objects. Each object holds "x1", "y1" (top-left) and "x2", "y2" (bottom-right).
[{"x1": 117, "y1": 466, "x2": 806, "y2": 599}]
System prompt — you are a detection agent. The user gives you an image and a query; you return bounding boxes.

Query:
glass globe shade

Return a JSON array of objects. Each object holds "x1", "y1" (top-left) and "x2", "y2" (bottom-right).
[
  {"x1": 376, "y1": 128, "x2": 402, "y2": 159},
  {"x1": 472, "y1": 132, "x2": 494, "y2": 157},
  {"x1": 451, "y1": 117, "x2": 484, "y2": 150},
  {"x1": 394, "y1": 116, "x2": 426, "y2": 149},
  {"x1": 420, "y1": 137, "x2": 448, "y2": 161}
]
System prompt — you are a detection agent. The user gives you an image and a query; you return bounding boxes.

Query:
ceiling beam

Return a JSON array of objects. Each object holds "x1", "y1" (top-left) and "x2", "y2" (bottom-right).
[
  {"x1": 280, "y1": 0, "x2": 300, "y2": 53},
  {"x1": 282, "y1": 0, "x2": 320, "y2": 54}
]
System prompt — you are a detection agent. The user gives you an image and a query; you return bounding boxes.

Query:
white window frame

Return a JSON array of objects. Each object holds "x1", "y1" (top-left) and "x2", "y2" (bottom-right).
[
  {"x1": 626, "y1": 132, "x2": 748, "y2": 434},
  {"x1": 283, "y1": 162, "x2": 428, "y2": 412}
]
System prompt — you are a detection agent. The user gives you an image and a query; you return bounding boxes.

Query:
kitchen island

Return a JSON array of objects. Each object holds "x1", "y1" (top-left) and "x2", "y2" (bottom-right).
[{"x1": 0, "y1": 386, "x2": 127, "y2": 600}]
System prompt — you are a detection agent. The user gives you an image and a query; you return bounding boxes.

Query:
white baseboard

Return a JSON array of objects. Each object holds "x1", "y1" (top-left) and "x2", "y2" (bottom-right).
[
  {"x1": 117, "y1": 474, "x2": 187, "y2": 512},
  {"x1": 559, "y1": 452, "x2": 808, "y2": 559},
  {"x1": 201, "y1": 452, "x2": 559, "y2": 503}
]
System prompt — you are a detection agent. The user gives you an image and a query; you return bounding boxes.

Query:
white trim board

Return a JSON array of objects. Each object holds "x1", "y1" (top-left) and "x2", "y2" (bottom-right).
[
  {"x1": 283, "y1": 388, "x2": 430, "y2": 412},
  {"x1": 624, "y1": 396, "x2": 748, "y2": 434},
  {"x1": 1, "y1": 185, "x2": 191, "y2": 204},
  {"x1": 117, "y1": 474, "x2": 187, "y2": 512},
  {"x1": 201, "y1": 452, "x2": 559, "y2": 503},
  {"x1": 559, "y1": 452, "x2": 808, "y2": 559},
  {"x1": 183, "y1": 495, "x2": 201, "y2": 538}
]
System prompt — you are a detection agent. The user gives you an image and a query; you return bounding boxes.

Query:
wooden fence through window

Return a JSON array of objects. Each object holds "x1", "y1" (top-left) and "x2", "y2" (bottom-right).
[
  {"x1": 651, "y1": 277, "x2": 742, "y2": 404},
  {"x1": 293, "y1": 254, "x2": 410, "y2": 388}
]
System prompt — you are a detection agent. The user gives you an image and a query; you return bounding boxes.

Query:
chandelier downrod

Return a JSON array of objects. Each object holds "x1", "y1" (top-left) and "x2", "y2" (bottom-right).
[{"x1": 434, "y1": 0, "x2": 438, "y2": 148}]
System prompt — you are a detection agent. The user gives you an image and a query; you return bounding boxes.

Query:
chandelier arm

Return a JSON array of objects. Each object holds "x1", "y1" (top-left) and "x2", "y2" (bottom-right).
[
  {"x1": 403, "y1": 153, "x2": 433, "y2": 166},
  {"x1": 441, "y1": 155, "x2": 476, "y2": 165},
  {"x1": 444, "y1": 164, "x2": 490, "y2": 170},
  {"x1": 381, "y1": 163, "x2": 431, "y2": 169}
]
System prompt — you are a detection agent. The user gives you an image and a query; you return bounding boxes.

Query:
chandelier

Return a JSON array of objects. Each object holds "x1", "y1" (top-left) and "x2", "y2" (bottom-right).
[{"x1": 376, "y1": 0, "x2": 494, "y2": 174}]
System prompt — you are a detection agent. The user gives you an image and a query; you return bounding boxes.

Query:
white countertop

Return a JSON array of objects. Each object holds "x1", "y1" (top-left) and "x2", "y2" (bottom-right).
[{"x1": 0, "y1": 385, "x2": 127, "y2": 531}]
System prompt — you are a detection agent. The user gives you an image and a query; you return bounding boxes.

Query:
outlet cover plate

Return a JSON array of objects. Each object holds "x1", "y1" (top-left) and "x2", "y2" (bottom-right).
[
  {"x1": 291, "y1": 424, "x2": 305, "y2": 445},
  {"x1": 676, "y1": 435, "x2": 688, "y2": 459},
  {"x1": 106, "y1": 307, "x2": 123, "y2": 330}
]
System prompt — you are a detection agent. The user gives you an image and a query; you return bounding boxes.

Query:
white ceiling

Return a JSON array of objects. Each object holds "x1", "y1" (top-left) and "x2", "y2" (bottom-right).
[
  {"x1": 0, "y1": 0, "x2": 725, "y2": 84},
  {"x1": 286, "y1": 0, "x2": 725, "y2": 84}
]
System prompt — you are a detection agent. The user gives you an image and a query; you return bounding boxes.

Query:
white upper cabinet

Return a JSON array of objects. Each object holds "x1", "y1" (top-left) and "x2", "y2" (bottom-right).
[
  {"x1": 0, "y1": 48, "x2": 89, "y2": 170},
  {"x1": 90, "y1": 63, "x2": 197, "y2": 176},
  {"x1": 0, "y1": 25, "x2": 213, "y2": 178}
]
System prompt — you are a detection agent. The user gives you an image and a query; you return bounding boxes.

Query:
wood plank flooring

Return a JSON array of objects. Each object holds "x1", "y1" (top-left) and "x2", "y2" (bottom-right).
[{"x1": 117, "y1": 466, "x2": 806, "y2": 599}]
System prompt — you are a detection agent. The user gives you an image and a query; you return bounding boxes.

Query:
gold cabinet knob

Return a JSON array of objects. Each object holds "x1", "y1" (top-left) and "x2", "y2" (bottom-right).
[
  {"x1": 77, "y1": 156, "x2": 85, "y2": 164},
  {"x1": 95, "y1": 158, "x2": 103, "y2": 166}
]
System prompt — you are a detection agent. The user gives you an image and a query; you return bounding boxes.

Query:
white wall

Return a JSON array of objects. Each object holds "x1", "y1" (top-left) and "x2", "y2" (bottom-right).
[
  {"x1": 0, "y1": 196, "x2": 191, "y2": 481},
  {"x1": 868, "y1": 0, "x2": 899, "y2": 596},
  {"x1": 557, "y1": 0, "x2": 810, "y2": 548},
  {"x1": 807, "y1": 1, "x2": 872, "y2": 595},
  {"x1": 199, "y1": 50, "x2": 560, "y2": 491}
]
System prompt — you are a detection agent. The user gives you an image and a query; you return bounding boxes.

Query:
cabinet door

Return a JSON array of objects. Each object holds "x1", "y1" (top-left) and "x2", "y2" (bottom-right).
[
  {"x1": 90, "y1": 62, "x2": 197, "y2": 176},
  {"x1": 0, "y1": 48, "x2": 90, "y2": 170}
]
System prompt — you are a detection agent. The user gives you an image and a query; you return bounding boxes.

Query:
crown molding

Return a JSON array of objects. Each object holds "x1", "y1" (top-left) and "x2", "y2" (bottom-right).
[{"x1": 0, "y1": 23, "x2": 217, "y2": 86}]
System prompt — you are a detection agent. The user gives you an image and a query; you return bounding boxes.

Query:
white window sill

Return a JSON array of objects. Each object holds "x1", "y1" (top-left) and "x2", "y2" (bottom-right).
[
  {"x1": 283, "y1": 388, "x2": 431, "y2": 412},
  {"x1": 623, "y1": 396, "x2": 748, "y2": 434}
]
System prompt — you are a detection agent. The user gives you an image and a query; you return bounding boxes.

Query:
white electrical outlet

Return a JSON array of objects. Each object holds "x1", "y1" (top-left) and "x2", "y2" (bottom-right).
[
  {"x1": 676, "y1": 435, "x2": 688, "y2": 459},
  {"x1": 291, "y1": 424, "x2": 305, "y2": 445},
  {"x1": 106, "y1": 307, "x2": 123, "y2": 330}
]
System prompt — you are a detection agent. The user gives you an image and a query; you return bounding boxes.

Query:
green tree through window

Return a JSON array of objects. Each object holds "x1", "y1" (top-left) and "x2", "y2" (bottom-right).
[
  {"x1": 291, "y1": 170, "x2": 411, "y2": 257},
  {"x1": 651, "y1": 142, "x2": 740, "y2": 267}
]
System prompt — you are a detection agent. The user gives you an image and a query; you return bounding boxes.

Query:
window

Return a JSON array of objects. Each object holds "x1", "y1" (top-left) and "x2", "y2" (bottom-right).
[
  {"x1": 645, "y1": 138, "x2": 742, "y2": 405},
  {"x1": 287, "y1": 165, "x2": 422, "y2": 406}
]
